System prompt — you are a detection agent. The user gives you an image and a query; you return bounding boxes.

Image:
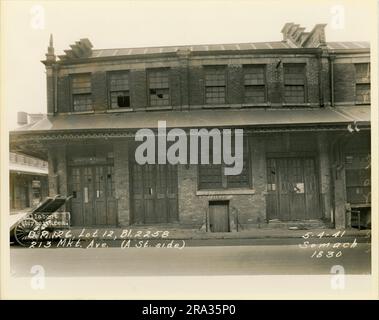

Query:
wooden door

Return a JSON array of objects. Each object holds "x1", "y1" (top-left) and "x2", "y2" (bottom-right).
[
  {"x1": 209, "y1": 201, "x2": 230, "y2": 232},
  {"x1": 130, "y1": 162, "x2": 178, "y2": 224},
  {"x1": 144, "y1": 164, "x2": 158, "y2": 224},
  {"x1": 69, "y1": 165, "x2": 117, "y2": 226},
  {"x1": 266, "y1": 157, "x2": 320, "y2": 220},
  {"x1": 70, "y1": 167, "x2": 84, "y2": 226}
]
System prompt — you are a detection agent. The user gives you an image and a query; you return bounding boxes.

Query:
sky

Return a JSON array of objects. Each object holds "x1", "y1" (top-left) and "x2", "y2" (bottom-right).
[{"x1": 1, "y1": 0, "x2": 375, "y2": 129}]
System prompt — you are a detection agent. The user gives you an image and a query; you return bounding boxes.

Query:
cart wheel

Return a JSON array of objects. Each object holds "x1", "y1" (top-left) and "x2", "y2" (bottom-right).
[{"x1": 14, "y1": 218, "x2": 38, "y2": 246}]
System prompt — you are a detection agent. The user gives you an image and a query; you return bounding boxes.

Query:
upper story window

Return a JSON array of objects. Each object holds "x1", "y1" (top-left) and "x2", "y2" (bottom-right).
[
  {"x1": 148, "y1": 69, "x2": 170, "y2": 107},
  {"x1": 204, "y1": 66, "x2": 226, "y2": 104},
  {"x1": 108, "y1": 71, "x2": 130, "y2": 108},
  {"x1": 71, "y1": 73, "x2": 93, "y2": 112},
  {"x1": 355, "y1": 63, "x2": 370, "y2": 104},
  {"x1": 284, "y1": 64, "x2": 306, "y2": 104},
  {"x1": 243, "y1": 65, "x2": 266, "y2": 104}
]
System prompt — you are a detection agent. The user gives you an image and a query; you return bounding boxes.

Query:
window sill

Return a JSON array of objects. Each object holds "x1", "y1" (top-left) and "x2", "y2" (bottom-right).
[
  {"x1": 61, "y1": 111, "x2": 95, "y2": 115},
  {"x1": 145, "y1": 106, "x2": 173, "y2": 111},
  {"x1": 196, "y1": 189, "x2": 255, "y2": 196},
  {"x1": 202, "y1": 104, "x2": 231, "y2": 109},
  {"x1": 282, "y1": 103, "x2": 311, "y2": 107},
  {"x1": 242, "y1": 103, "x2": 270, "y2": 108},
  {"x1": 106, "y1": 108, "x2": 134, "y2": 113}
]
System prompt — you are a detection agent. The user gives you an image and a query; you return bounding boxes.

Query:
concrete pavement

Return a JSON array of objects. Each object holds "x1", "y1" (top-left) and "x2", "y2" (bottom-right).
[{"x1": 10, "y1": 242, "x2": 371, "y2": 277}]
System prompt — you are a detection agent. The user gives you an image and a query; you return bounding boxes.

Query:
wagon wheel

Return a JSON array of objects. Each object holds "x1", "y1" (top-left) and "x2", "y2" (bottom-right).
[{"x1": 14, "y1": 218, "x2": 38, "y2": 246}]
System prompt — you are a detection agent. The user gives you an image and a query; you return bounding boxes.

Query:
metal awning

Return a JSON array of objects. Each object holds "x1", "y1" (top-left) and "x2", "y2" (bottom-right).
[
  {"x1": 11, "y1": 106, "x2": 370, "y2": 134},
  {"x1": 9, "y1": 163, "x2": 48, "y2": 176}
]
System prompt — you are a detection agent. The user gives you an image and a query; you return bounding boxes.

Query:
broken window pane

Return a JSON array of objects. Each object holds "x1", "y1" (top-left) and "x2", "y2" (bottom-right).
[
  {"x1": 148, "y1": 69, "x2": 170, "y2": 106},
  {"x1": 109, "y1": 72, "x2": 130, "y2": 108}
]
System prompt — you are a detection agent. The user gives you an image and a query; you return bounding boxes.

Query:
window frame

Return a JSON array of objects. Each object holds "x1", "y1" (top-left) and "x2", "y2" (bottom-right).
[
  {"x1": 283, "y1": 63, "x2": 307, "y2": 104},
  {"x1": 354, "y1": 63, "x2": 370, "y2": 105},
  {"x1": 70, "y1": 73, "x2": 93, "y2": 112},
  {"x1": 243, "y1": 64, "x2": 267, "y2": 105},
  {"x1": 107, "y1": 70, "x2": 132, "y2": 109},
  {"x1": 147, "y1": 68, "x2": 171, "y2": 108},
  {"x1": 204, "y1": 65, "x2": 228, "y2": 105}
]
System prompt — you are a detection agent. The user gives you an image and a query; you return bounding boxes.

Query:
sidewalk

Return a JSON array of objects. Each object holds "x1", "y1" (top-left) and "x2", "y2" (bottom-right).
[
  {"x1": 9, "y1": 209, "x2": 370, "y2": 241},
  {"x1": 67, "y1": 226, "x2": 370, "y2": 241}
]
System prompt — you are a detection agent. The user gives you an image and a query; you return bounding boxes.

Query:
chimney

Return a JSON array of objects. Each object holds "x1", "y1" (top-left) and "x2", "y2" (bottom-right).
[
  {"x1": 17, "y1": 112, "x2": 28, "y2": 126},
  {"x1": 281, "y1": 22, "x2": 327, "y2": 48}
]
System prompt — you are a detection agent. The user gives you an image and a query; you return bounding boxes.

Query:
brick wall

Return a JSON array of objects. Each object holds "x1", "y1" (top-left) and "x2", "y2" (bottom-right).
[
  {"x1": 177, "y1": 134, "x2": 268, "y2": 230},
  {"x1": 92, "y1": 71, "x2": 107, "y2": 111},
  {"x1": 130, "y1": 69, "x2": 148, "y2": 109},
  {"x1": 334, "y1": 63, "x2": 356, "y2": 103},
  {"x1": 227, "y1": 64, "x2": 243, "y2": 104},
  {"x1": 51, "y1": 53, "x2": 370, "y2": 113},
  {"x1": 57, "y1": 75, "x2": 71, "y2": 113}
]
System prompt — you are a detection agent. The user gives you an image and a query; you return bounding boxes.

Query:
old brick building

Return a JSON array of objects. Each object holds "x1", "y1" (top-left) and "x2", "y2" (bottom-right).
[{"x1": 10, "y1": 23, "x2": 370, "y2": 231}]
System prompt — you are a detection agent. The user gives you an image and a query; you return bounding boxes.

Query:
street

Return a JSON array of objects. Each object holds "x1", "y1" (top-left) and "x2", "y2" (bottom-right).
[{"x1": 10, "y1": 240, "x2": 371, "y2": 277}]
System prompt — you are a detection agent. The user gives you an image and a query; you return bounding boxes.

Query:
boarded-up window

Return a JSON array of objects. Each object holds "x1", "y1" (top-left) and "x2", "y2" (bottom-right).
[
  {"x1": 284, "y1": 64, "x2": 306, "y2": 103},
  {"x1": 71, "y1": 74, "x2": 92, "y2": 112},
  {"x1": 205, "y1": 66, "x2": 226, "y2": 104},
  {"x1": 355, "y1": 63, "x2": 370, "y2": 104},
  {"x1": 148, "y1": 69, "x2": 170, "y2": 107},
  {"x1": 199, "y1": 137, "x2": 249, "y2": 189},
  {"x1": 109, "y1": 72, "x2": 130, "y2": 108},
  {"x1": 244, "y1": 65, "x2": 266, "y2": 103}
]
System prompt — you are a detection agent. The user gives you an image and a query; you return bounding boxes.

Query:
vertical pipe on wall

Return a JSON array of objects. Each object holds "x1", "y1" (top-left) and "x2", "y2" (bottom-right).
[
  {"x1": 53, "y1": 64, "x2": 58, "y2": 113},
  {"x1": 329, "y1": 55, "x2": 335, "y2": 107}
]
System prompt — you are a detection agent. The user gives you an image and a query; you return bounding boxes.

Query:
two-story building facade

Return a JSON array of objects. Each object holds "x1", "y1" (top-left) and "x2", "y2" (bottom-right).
[{"x1": 10, "y1": 23, "x2": 371, "y2": 231}]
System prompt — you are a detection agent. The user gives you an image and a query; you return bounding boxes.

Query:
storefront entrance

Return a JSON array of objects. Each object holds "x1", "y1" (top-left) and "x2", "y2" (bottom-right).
[{"x1": 266, "y1": 157, "x2": 321, "y2": 220}]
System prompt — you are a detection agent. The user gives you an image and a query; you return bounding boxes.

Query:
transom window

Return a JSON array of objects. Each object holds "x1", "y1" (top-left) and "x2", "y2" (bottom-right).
[
  {"x1": 205, "y1": 66, "x2": 226, "y2": 104},
  {"x1": 148, "y1": 69, "x2": 170, "y2": 107},
  {"x1": 71, "y1": 73, "x2": 92, "y2": 112},
  {"x1": 284, "y1": 64, "x2": 306, "y2": 104},
  {"x1": 244, "y1": 65, "x2": 266, "y2": 104},
  {"x1": 108, "y1": 72, "x2": 130, "y2": 108},
  {"x1": 355, "y1": 63, "x2": 370, "y2": 104}
]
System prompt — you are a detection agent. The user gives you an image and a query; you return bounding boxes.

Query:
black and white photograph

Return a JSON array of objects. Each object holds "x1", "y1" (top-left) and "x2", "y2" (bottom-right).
[{"x1": 1, "y1": 0, "x2": 378, "y2": 301}]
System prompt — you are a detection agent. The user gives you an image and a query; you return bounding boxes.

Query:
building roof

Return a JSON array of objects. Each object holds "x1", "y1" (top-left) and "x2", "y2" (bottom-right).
[
  {"x1": 57, "y1": 41, "x2": 369, "y2": 61},
  {"x1": 11, "y1": 106, "x2": 370, "y2": 134}
]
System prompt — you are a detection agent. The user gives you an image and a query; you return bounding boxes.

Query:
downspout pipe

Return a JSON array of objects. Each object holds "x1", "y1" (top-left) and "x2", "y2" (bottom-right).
[
  {"x1": 53, "y1": 64, "x2": 58, "y2": 113},
  {"x1": 329, "y1": 55, "x2": 335, "y2": 107}
]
